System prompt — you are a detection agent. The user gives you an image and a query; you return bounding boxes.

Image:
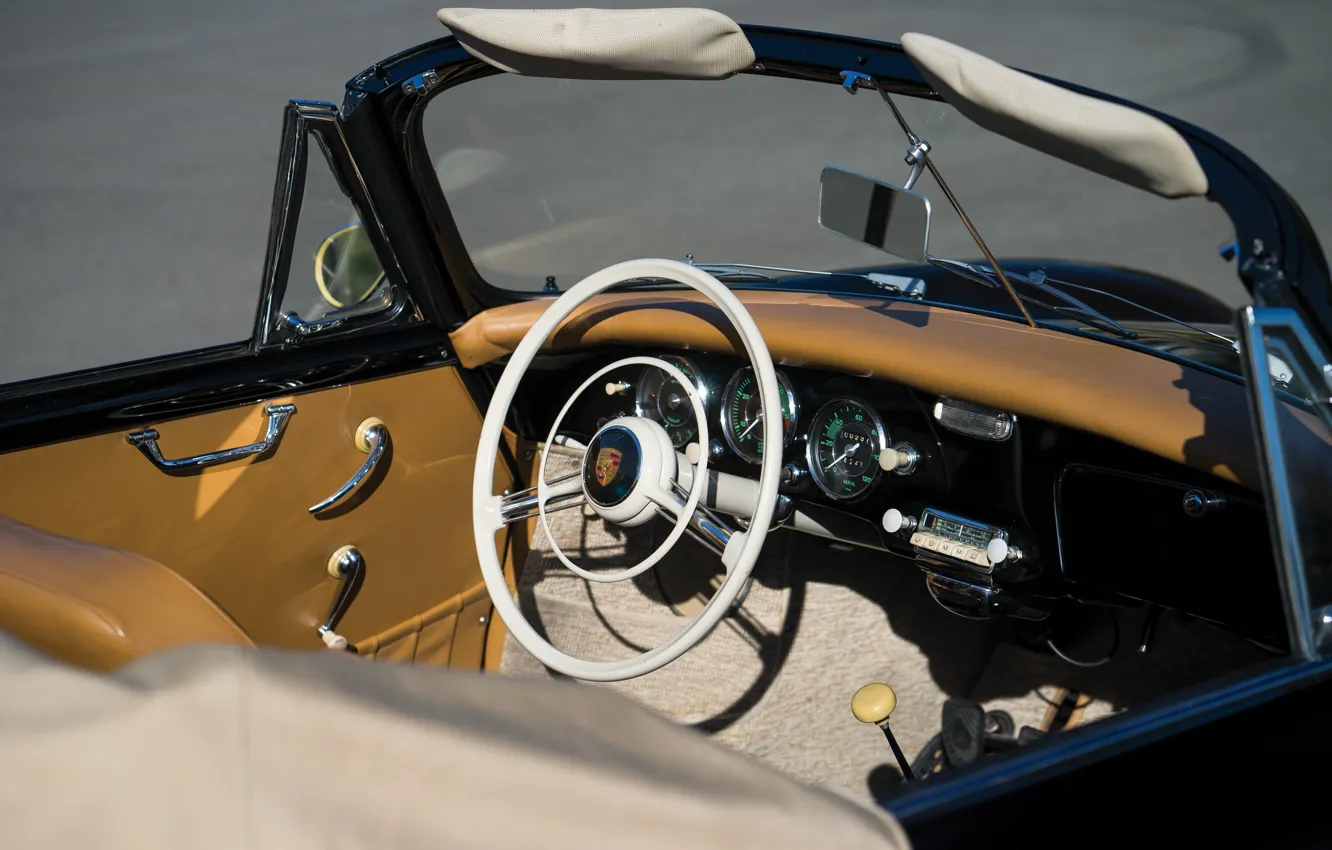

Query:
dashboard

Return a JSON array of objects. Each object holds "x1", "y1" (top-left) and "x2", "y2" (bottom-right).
[{"x1": 509, "y1": 348, "x2": 1286, "y2": 644}]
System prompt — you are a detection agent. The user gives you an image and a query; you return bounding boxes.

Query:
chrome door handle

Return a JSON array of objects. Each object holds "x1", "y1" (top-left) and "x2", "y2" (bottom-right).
[
  {"x1": 309, "y1": 417, "x2": 388, "y2": 515},
  {"x1": 126, "y1": 403, "x2": 296, "y2": 471}
]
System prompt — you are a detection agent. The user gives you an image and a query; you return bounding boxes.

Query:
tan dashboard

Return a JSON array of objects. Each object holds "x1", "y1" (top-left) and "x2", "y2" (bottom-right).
[{"x1": 450, "y1": 290, "x2": 1261, "y2": 488}]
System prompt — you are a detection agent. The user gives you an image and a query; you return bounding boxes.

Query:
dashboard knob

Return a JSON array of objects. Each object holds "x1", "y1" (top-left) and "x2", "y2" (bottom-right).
[
  {"x1": 604, "y1": 380, "x2": 631, "y2": 396},
  {"x1": 878, "y1": 442, "x2": 920, "y2": 475},
  {"x1": 986, "y1": 537, "x2": 1009, "y2": 565},
  {"x1": 780, "y1": 463, "x2": 807, "y2": 485},
  {"x1": 882, "y1": 509, "x2": 917, "y2": 534}
]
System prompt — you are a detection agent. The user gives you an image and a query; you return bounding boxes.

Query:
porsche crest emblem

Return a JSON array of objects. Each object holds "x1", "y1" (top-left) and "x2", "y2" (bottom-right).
[{"x1": 595, "y1": 447, "x2": 623, "y2": 487}]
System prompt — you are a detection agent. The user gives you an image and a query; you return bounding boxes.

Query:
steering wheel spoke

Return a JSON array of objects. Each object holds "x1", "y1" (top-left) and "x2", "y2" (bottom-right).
[
  {"x1": 645, "y1": 479, "x2": 734, "y2": 558},
  {"x1": 495, "y1": 467, "x2": 586, "y2": 525}
]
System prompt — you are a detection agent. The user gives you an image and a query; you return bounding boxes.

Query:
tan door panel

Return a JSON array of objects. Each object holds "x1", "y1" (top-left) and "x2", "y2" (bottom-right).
[{"x1": 0, "y1": 365, "x2": 512, "y2": 651}]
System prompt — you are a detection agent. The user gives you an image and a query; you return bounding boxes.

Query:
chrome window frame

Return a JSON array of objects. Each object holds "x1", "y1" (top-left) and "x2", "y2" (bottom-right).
[
  {"x1": 1238, "y1": 305, "x2": 1332, "y2": 659},
  {"x1": 252, "y1": 100, "x2": 416, "y2": 351}
]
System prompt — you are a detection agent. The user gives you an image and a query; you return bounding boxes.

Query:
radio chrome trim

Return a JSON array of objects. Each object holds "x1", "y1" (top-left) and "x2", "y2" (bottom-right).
[{"x1": 912, "y1": 508, "x2": 1008, "y2": 574}]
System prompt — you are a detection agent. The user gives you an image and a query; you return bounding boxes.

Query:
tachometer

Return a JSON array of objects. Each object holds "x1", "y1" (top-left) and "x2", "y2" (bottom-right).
[
  {"x1": 806, "y1": 398, "x2": 888, "y2": 500},
  {"x1": 720, "y1": 368, "x2": 798, "y2": 463},
  {"x1": 635, "y1": 355, "x2": 703, "y2": 448}
]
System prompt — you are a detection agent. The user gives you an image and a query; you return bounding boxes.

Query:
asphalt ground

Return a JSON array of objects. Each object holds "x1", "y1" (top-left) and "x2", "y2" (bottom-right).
[{"x1": 3, "y1": 0, "x2": 1329, "y2": 384}]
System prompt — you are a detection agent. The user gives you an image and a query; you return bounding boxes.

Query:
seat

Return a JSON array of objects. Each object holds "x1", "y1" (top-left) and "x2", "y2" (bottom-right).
[
  {"x1": 0, "y1": 634, "x2": 909, "y2": 849},
  {"x1": 0, "y1": 516, "x2": 251, "y2": 671}
]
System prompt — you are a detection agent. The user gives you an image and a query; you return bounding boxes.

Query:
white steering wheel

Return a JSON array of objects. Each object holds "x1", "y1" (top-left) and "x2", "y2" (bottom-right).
[{"x1": 471, "y1": 258, "x2": 784, "y2": 682}]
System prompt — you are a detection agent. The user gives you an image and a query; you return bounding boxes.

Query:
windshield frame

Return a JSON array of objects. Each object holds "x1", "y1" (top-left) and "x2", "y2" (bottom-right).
[{"x1": 343, "y1": 23, "x2": 1329, "y2": 349}]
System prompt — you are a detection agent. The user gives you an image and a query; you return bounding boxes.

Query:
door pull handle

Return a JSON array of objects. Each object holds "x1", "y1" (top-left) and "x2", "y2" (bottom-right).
[
  {"x1": 309, "y1": 417, "x2": 388, "y2": 515},
  {"x1": 127, "y1": 403, "x2": 296, "y2": 471}
]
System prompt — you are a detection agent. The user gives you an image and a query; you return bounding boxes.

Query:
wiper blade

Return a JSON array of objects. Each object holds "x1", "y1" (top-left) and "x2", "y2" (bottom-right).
[
  {"x1": 927, "y1": 257, "x2": 1138, "y2": 340},
  {"x1": 684, "y1": 258, "x2": 927, "y2": 297}
]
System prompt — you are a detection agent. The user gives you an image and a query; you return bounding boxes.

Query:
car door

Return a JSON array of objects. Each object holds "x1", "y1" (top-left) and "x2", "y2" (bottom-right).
[{"x1": 0, "y1": 101, "x2": 515, "y2": 670}]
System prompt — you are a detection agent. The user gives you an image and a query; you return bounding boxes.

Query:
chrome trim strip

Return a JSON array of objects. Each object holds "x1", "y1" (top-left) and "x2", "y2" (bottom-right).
[
  {"x1": 1238, "y1": 306, "x2": 1329, "y2": 659},
  {"x1": 126, "y1": 403, "x2": 295, "y2": 471},
  {"x1": 253, "y1": 100, "x2": 412, "y2": 352}
]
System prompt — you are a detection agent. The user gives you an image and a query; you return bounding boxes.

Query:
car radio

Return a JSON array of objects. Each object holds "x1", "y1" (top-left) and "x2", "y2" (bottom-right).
[{"x1": 882, "y1": 507, "x2": 1025, "y2": 575}]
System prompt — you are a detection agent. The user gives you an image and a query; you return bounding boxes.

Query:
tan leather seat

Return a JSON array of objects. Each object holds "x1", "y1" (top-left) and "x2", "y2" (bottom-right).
[{"x1": 0, "y1": 516, "x2": 251, "y2": 671}]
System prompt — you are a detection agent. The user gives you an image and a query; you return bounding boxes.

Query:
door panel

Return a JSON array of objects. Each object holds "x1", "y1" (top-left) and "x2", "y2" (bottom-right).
[{"x1": 0, "y1": 363, "x2": 510, "y2": 655}]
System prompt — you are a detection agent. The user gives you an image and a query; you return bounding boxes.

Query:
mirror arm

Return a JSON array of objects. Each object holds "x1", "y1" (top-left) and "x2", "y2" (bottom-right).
[{"x1": 869, "y1": 80, "x2": 1037, "y2": 329}]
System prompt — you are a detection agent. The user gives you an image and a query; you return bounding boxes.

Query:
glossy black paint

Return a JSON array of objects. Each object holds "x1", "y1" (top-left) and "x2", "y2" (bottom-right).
[
  {"x1": 894, "y1": 659, "x2": 1332, "y2": 846},
  {"x1": 1057, "y1": 465, "x2": 1281, "y2": 638},
  {"x1": 349, "y1": 24, "x2": 1331, "y2": 354},
  {"x1": 776, "y1": 259, "x2": 1235, "y2": 324},
  {"x1": 0, "y1": 325, "x2": 456, "y2": 454},
  {"x1": 514, "y1": 347, "x2": 1284, "y2": 644}
]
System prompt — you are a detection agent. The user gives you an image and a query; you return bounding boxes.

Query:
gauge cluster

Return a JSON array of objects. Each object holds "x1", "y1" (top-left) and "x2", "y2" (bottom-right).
[{"x1": 541, "y1": 351, "x2": 948, "y2": 507}]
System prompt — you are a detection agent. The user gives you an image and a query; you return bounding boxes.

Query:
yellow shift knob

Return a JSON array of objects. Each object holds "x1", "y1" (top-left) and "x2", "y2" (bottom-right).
[{"x1": 851, "y1": 683, "x2": 898, "y2": 726}]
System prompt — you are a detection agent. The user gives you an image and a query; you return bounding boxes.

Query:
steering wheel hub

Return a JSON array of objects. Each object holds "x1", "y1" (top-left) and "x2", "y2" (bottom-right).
[
  {"x1": 582, "y1": 417, "x2": 676, "y2": 526},
  {"x1": 584, "y1": 425, "x2": 642, "y2": 507}
]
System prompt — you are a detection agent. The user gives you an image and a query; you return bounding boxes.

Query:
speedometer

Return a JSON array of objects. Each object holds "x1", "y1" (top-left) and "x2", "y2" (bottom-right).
[
  {"x1": 720, "y1": 368, "x2": 798, "y2": 463},
  {"x1": 806, "y1": 398, "x2": 888, "y2": 500},
  {"x1": 635, "y1": 355, "x2": 703, "y2": 448}
]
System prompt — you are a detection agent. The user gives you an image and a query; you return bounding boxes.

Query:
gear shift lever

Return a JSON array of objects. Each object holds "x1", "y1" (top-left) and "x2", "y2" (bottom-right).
[{"x1": 852, "y1": 683, "x2": 916, "y2": 781}]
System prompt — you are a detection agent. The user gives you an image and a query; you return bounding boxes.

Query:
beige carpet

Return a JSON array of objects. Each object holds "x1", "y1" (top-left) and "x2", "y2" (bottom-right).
[{"x1": 502, "y1": 455, "x2": 1275, "y2": 800}]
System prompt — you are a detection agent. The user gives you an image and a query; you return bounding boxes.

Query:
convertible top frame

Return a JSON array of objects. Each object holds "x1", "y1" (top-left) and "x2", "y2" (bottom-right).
[{"x1": 341, "y1": 24, "x2": 1332, "y2": 355}]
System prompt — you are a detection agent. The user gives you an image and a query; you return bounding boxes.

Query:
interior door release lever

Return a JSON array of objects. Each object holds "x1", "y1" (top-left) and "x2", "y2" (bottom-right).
[
  {"x1": 319, "y1": 545, "x2": 364, "y2": 650},
  {"x1": 309, "y1": 417, "x2": 388, "y2": 515}
]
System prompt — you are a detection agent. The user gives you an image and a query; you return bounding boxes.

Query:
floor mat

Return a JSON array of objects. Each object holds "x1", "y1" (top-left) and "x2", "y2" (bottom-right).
[{"x1": 502, "y1": 456, "x2": 1276, "y2": 799}]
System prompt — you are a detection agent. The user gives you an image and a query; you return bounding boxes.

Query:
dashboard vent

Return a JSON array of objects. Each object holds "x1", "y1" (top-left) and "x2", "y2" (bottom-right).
[{"x1": 932, "y1": 397, "x2": 1015, "y2": 441}]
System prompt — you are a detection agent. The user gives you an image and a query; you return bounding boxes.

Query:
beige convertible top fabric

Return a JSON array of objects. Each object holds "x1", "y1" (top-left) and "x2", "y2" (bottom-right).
[
  {"x1": 0, "y1": 634, "x2": 908, "y2": 849},
  {"x1": 901, "y1": 32, "x2": 1209, "y2": 199},
  {"x1": 437, "y1": 7, "x2": 756, "y2": 80}
]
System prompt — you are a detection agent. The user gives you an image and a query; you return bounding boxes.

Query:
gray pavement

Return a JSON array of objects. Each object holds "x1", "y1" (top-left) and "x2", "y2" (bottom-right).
[{"x1": 3, "y1": 0, "x2": 1330, "y2": 384}]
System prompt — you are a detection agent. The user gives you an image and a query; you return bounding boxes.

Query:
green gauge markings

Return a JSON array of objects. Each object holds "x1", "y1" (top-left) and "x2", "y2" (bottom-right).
[
  {"x1": 720, "y1": 369, "x2": 798, "y2": 464},
  {"x1": 805, "y1": 398, "x2": 888, "y2": 500}
]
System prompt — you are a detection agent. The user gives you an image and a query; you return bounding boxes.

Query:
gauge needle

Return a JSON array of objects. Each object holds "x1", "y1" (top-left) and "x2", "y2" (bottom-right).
[
  {"x1": 823, "y1": 442, "x2": 860, "y2": 471},
  {"x1": 737, "y1": 411, "x2": 764, "y2": 441}
]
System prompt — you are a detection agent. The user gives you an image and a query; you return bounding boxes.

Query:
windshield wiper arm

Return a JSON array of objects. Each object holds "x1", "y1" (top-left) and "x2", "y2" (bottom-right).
[
  {"x1": 684, "y1": 258, "x2": 927, "y2": 297},
  {"x1": 926, "y1": 257, "x2": 1138, "y2": 339}
]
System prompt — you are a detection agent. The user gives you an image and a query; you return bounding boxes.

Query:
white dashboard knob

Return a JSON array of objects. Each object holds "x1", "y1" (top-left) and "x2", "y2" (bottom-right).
[
  {"x1": 604, "y1": 380, "x2": 631, "y2": 396},
  {"x1": 883, "y1": 508, "x2": 904, "y2": 533},
  {"x1": 986, "y1": 537, "x2": 1009, "y2": 565}
]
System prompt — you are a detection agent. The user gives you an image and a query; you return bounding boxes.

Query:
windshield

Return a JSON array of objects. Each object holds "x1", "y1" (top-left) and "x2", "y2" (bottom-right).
[{"x1": 421, "y1": 72, "x2": 1240, "y2": 304}]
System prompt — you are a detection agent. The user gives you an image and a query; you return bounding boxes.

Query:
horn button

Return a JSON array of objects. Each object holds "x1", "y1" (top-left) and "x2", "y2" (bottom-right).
[{"x1": 581, "y1": 417, "x2": 677, "y2": 526}]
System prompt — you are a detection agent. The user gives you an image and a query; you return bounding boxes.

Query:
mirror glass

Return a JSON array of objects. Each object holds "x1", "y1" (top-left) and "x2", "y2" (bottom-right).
[
  {"x1": 818, "y1": 166, "x2": 931, "y2": 262},
  {"x1": 314, "y1": 223, "x2": 386, "y2": 309}
]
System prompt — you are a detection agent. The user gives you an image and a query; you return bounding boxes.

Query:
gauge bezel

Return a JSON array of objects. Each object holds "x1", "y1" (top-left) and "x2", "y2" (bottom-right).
[
  {"x1": 634, "y1": 354, "x2": 704, "y2": 447},
  {"x1": 804, "y1": 396, "x2": 890, "y2": 501},
  {"x1": 719, "y1": 367, "x2": 799, "y2": 464}
]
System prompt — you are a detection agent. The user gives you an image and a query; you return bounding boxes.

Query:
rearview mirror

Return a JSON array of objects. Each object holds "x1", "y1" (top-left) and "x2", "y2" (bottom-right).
[
  {"x1": 818, "y1": 166, "x2": 931, "y2": 262},
  {"x1": 315, "y1": 223, "x2": 387, "y2": 308}
]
